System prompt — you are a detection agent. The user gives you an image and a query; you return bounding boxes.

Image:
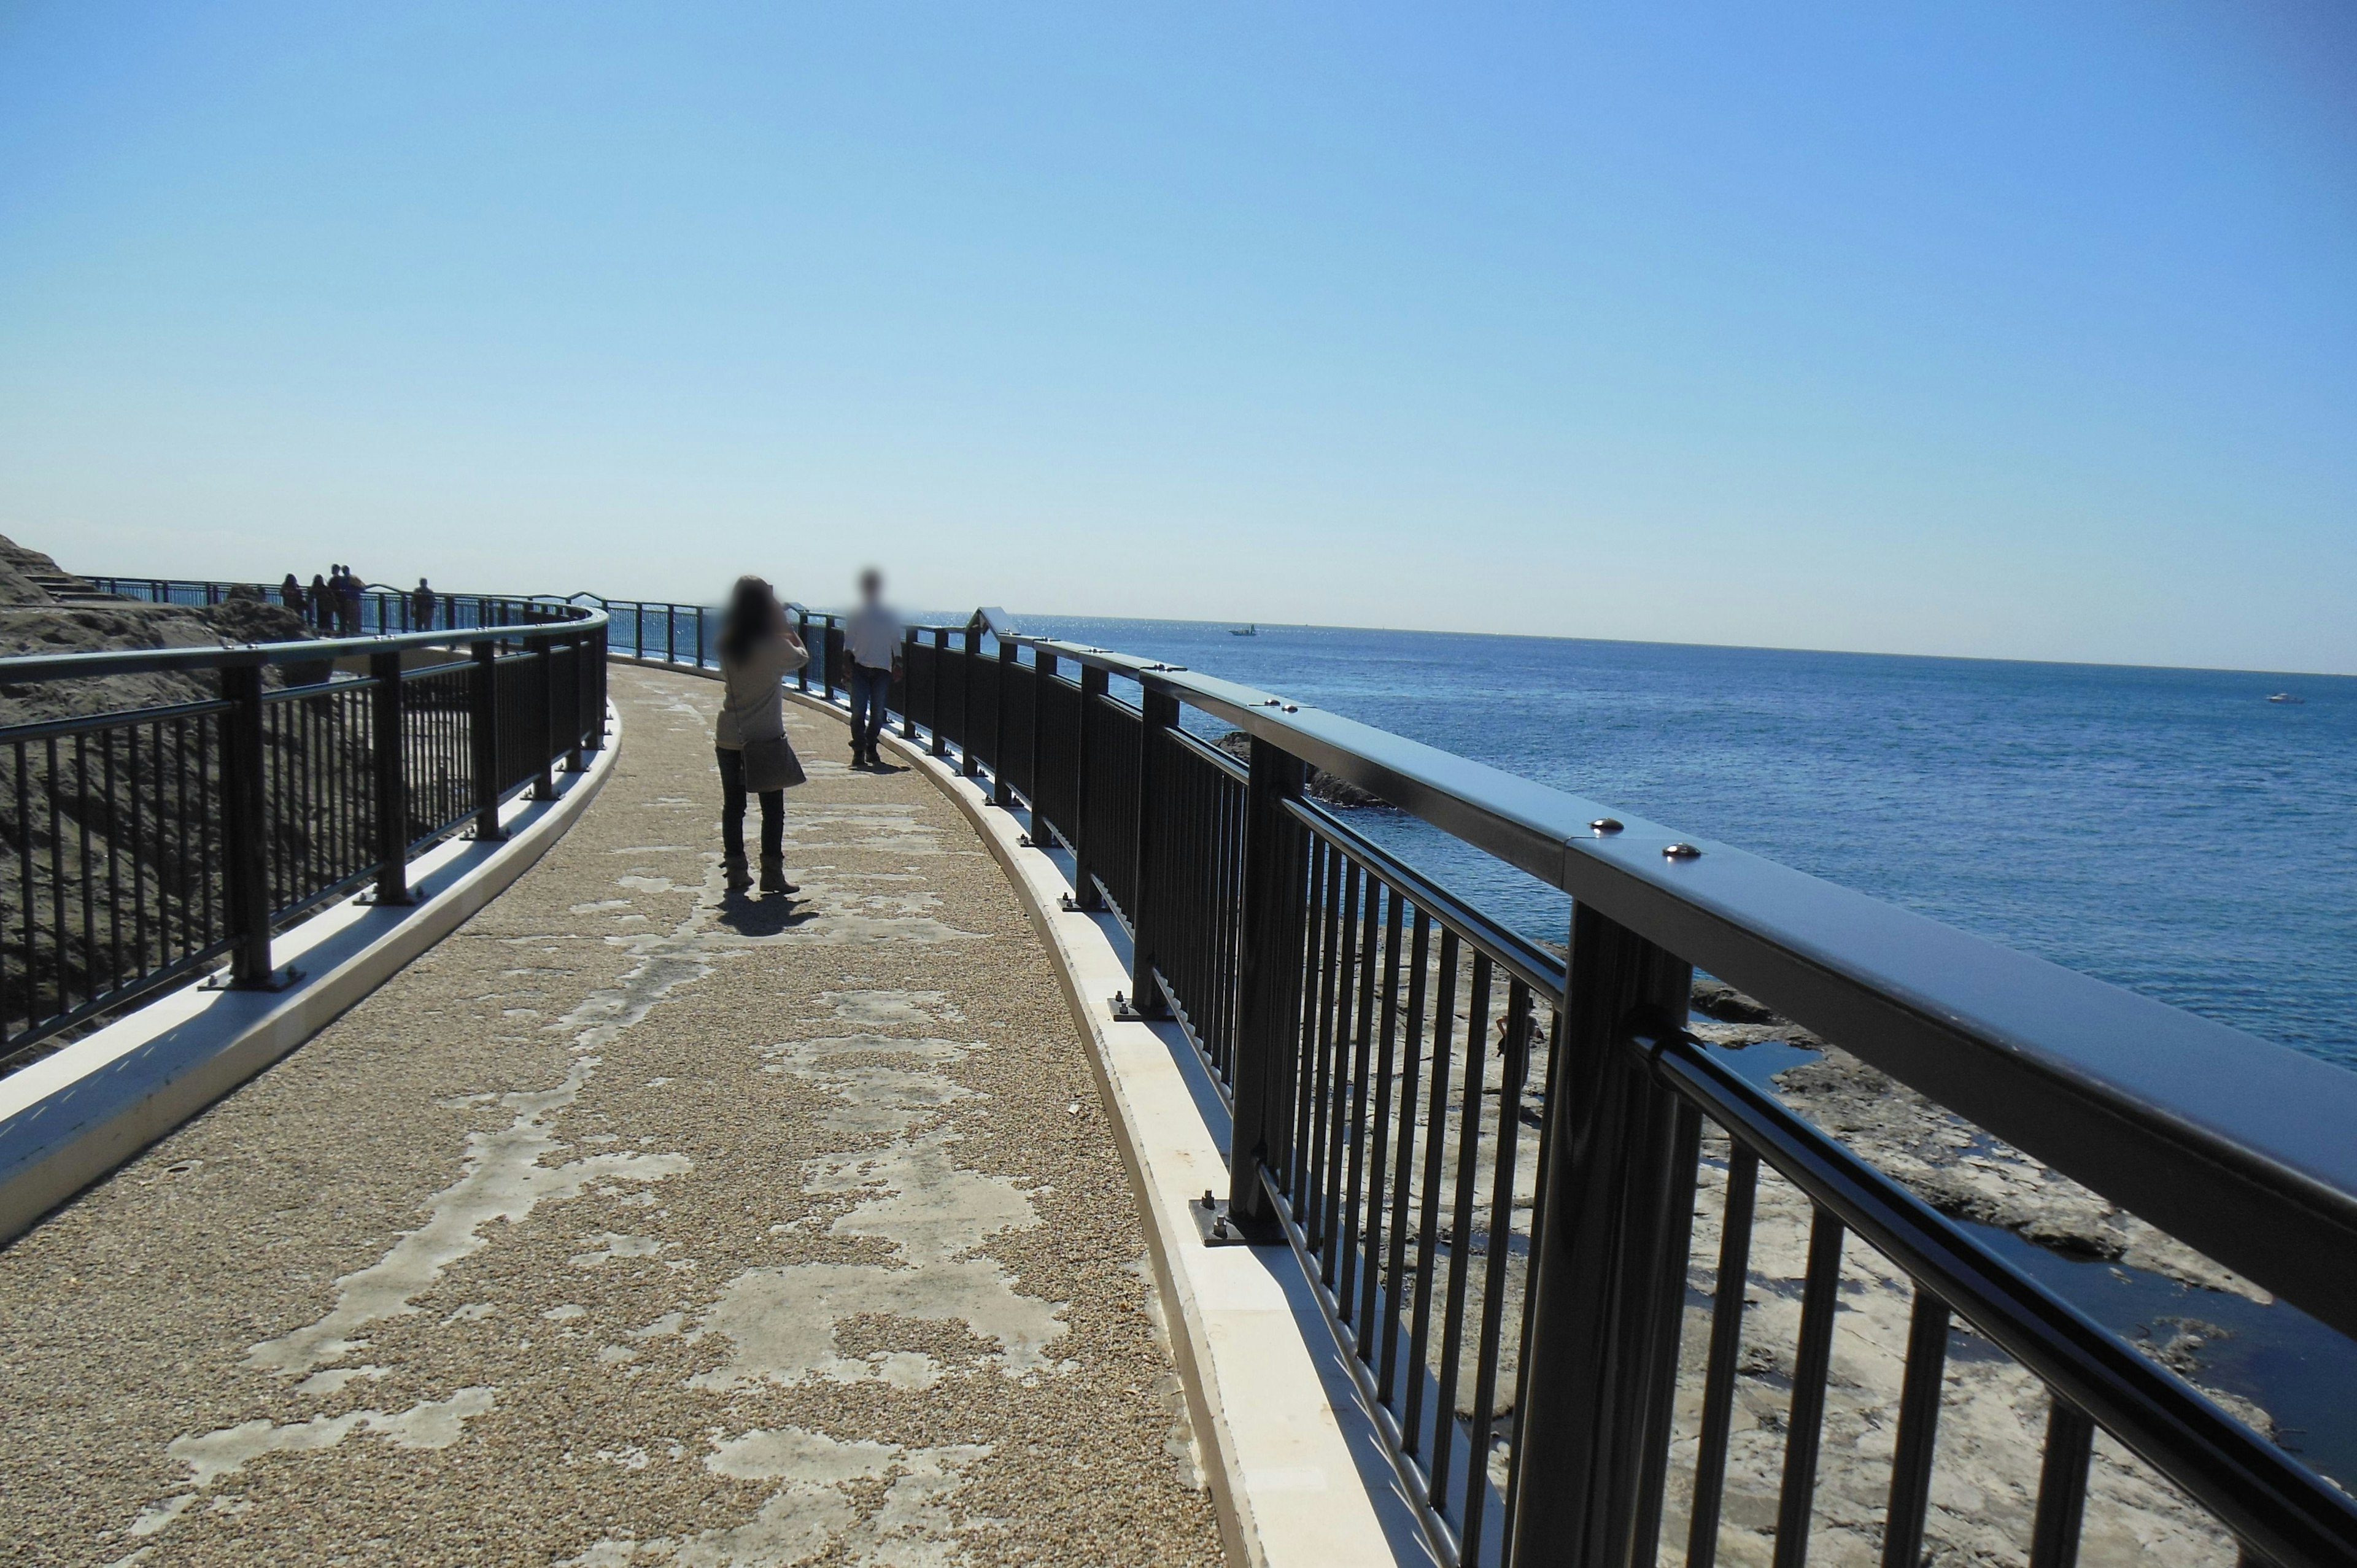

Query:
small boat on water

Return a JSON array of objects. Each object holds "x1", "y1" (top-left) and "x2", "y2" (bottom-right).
[
  {"x1": 1231, "y1": 624, "x2": 1258, "y2": 636},
  {"x1": 2267, "y1": 693, "x2": 2305, "y2": 705}
]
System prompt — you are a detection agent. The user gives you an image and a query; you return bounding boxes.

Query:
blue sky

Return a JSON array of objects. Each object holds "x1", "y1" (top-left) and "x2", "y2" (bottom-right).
[{"x1": 3, "y1": 3, "x2": 2351, "y2": 671}]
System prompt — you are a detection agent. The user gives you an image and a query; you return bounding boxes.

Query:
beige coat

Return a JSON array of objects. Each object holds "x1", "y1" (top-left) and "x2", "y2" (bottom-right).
[{"x1": 715, "y1": 635, "x2": 807, "y2": 749}]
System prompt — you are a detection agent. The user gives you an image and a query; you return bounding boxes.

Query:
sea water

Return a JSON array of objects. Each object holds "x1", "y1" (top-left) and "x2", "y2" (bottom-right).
[{"x1": 1020, "y1": 617, "x2": 2357, "y2": 1071}]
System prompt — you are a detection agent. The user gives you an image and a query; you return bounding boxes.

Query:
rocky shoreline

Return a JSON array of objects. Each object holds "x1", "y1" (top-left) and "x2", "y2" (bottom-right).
[
  {"x1": 0, "y1": 535, "x2": 325, "y2": 1073},
  {"x1": 1688, "y1": 977, "x2": 2268, "y2": 1302}
]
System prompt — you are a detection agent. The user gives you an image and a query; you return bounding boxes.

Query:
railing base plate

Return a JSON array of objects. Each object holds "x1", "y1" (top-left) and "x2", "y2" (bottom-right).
[
  {"x1": 1190, "y1": 1194, "x2": 1278, "y2": 1248},
  {"x1": 203, "y1": 965, "x2": 303, "y2": 994}
]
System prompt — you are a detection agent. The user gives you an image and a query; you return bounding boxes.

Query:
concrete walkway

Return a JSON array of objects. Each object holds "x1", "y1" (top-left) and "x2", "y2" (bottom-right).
[{"x1": 0, "y1": 664, "x2": 1221, "y2": 1568}]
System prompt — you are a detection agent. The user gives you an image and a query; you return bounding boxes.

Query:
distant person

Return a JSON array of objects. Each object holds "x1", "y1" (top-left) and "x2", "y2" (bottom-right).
[
  {"x1": 842, "y1": 568, "x2": 902, "y2": 769},
  {"x1": 308, "y1": 573, "x2": 333, "y2": 628},
  {"x1": 280, "y1": 573, "x2": 304, "y2": 616},
  {"x1": 714, "y1": 575, "x2": 810, "y2": 896},
  {"x1": 411, "y1": 577, "x2": 435, "y2": 631},
  {"x1": 338, "y1": 565, "x2": 365, "y2": 635}
]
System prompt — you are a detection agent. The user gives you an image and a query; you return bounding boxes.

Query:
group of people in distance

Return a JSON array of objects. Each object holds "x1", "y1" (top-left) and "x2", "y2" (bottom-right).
[
  {"x1": 711, "y1": 567, "x2": 902, "y2": 901},
  {"x1": 277, "y1": 567, "x2": 438, "y2": 633}
]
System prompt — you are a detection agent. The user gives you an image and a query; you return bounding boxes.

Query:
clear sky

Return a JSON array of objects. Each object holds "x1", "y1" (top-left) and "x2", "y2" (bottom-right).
[{"x1": 2, "y1": 3, "x2": 2351, "y2": 672}]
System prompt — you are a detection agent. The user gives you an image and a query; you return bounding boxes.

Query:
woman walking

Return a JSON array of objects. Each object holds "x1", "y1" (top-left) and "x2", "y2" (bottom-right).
[{"x1": 714, "y1": 576, "x2": 809, "y2": 895}]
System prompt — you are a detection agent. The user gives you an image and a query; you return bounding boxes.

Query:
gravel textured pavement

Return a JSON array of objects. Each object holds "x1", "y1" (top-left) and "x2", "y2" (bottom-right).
[{"x1": 0, "y1": 663, "x2": 1220, "y2": 1568}]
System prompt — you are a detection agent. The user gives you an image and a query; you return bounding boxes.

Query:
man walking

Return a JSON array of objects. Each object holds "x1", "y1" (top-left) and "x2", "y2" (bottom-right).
[
  {"x1": 411, "y1": 576, "x2": 436, "y2": 631},
  {"x1": 842, "y1": 568, "x2": 902, "y2": 769}
]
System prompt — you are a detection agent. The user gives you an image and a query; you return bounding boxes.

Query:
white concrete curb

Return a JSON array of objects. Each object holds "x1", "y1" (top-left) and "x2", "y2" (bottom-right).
[
  {"x1": 776, "y1": 684, "x2": 1439, "y2": 1568},
  {"x1": 0, "y1": 701, "x2": 622, "y2": 1248}
]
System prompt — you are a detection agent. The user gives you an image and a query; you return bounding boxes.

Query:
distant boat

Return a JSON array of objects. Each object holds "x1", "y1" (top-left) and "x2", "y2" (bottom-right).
[
  {"x1": 2267, "y1": 692, "x2": 2305, "y2": 705},
  {"x1": 1230, "y1": 624, "x2": 1258, "y2": 637}
]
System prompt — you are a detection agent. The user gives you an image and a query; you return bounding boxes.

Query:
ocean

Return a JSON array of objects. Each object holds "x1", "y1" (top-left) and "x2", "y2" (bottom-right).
[{"x1": 1015, "y1": 616, "x2": 2357, "y2": 1072}]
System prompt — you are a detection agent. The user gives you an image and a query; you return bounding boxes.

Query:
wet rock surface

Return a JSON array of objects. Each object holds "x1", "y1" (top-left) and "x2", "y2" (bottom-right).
[{"x1": 0, "y1": 664, "x2": 1218, "y2": 1567}]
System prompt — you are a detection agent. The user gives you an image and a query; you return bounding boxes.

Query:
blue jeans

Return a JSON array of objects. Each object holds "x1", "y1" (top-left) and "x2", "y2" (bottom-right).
[{"x1": 849, "y1": 664, "x2": 892, "y2": 754}]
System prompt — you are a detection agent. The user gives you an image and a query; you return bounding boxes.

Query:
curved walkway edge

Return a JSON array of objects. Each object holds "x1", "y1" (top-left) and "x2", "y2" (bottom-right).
[
  {"x1": 783, "y1": 684, "x2": 1439, "y2": 1568},
  {"x1": 0, "y1": 702, "x2": 621, "y2": 1248}
]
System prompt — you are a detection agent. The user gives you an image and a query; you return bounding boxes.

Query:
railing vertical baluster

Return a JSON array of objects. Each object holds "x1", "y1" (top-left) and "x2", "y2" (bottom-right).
[
  {"x1": 1687, "y1": 1146, "x2": 1762, "y2": 1568},
  {"x1": 1357, "y1": 887, "x2": 1406, "y2": 1354},
  {"x1": 665, "y1": 603, "x2": 676, "y2": 665},
  {"x1": 1772, "y1": 1208, "x2": 1849, "y2": 1568},
  {"x1": 1508, "y1": 903, "x2": 1694, "y2": 1568},
  {"x1": 799, "y1": 611, "x2": 813, "y2": 691},
  {"x1": 1230, "y1": 733, "x2": 1307, "y2": 1226},
  {"x1": 1377, "y1": 907, "x2": 1431, "y2": 1402},
  {"x1": 993, "y1": 635, "x2": 1016, "y2": 807},
  {"x1": 1335, "y1": 873, "x2": 1381, "y2": 1308},
  {"x1": 470, "y1": 639, "x2": 505, "y2": 843},
  {"x1": 1129, "y1": 686, "x2": 1178, "y2": 1016},
  {"x1": 2029, "y1": 1400, "x2": 2096, "y2": 1568},
  {"x1": 371, "y1": 650, "x2": 411, "y2": 905},
  {"x1": 219, "y1": 663, "x2": 274, "y2": 987},
  {"x1": 1880, "y1": 1289, "x2": 1951, "y2": 1568},
  {"x1": 695, "y1": 604, "x2": 706, "y2": 669}
]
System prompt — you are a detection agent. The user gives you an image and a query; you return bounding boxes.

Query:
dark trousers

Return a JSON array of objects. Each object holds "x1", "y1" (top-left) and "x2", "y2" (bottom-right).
[
  {"x1": 849, "y1": 664, "x2": 892, "y2": 753},
  {"x1": 717, "y1": 746, "x2": 784, "y2": 862}
]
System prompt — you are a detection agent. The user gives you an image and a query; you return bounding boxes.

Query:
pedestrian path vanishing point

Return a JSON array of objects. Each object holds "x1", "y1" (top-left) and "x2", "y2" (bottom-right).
[{"x1": 0, "y1": 663, "x2": 1223, "y2": 1568}]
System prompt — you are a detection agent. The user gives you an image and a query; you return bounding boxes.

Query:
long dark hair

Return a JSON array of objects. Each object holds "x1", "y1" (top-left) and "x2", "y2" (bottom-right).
[{"x1": 719, "y1": 576, "x2": 781, "y2": 663}]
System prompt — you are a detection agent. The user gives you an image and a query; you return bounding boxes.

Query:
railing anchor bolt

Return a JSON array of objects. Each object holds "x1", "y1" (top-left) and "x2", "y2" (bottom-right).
[
  {"x1": 1590, "y1": 817, "x2": 1624, "y2": 833},
  {"x1": 1110, "y1": 991, "x2": 1142, "y2": 1021},
  {"x1": 1663, "y1": 842, "x2": 1701, "y2": 860}
]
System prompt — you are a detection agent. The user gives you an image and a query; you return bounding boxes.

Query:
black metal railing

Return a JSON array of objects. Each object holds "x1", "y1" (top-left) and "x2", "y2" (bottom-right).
[
  {"x1": 802, "y1": 611, "x2": 2357, "y2": 1568},
  {"x1": 209, "y1": 588, "x2": 2357, "y2": 1568},
  {"x1": 1, "y1": 589, "x2": 607, "y2": 1070}
]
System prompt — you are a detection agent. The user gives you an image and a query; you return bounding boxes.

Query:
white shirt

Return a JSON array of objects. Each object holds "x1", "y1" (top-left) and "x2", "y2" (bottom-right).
[{"x1": 845, "y1": 601, "x2": 903, "y2": 670}]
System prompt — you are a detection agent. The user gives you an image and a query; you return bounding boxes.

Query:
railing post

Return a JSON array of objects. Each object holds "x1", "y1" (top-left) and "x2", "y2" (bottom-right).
[
  {"x1": 371, "y1": 649, "x2": 412, "y2": 905},
  {"x1": 532, "y1": 638, "x2": 556, "y2": 800},
  {"x1": 219, "y1": 663, "x2": 275, "y2": 986},
  {"x1": 695, "y1": 604, "x2": 706, "y2": 669},
  {"x1": 959, "y1": 620, "x2": 981, "y2": 778},
  {"x1": 1508, "y1": 903, "x2": 1698, "y2": 1568},
  {"x1": 1028, "y1": 650, "x2": 1055, "y2": 833},
  {"x1": 665, "y1": 604, "x2": 676, "y2": 665},
  {"x1": 799, "y1": 612, "x2": 813, "y2": 691},
  {"x1": 470, "y1": 639, "x2": 506, "y2": 843},
  {"x1": 929, "y1": 630, "x2": 950, "y2": 757},
  {"x1": 568, "y1": 633, "x2": 588, "y2": 770},
  {"x1": 581, "y1": 623, "x2": 605, "y2": 753},
  {"x1": 900, "y1": 627, "x2": 919, "y2": 739},
  {"x1": 1229, "y1": 734, "x2": 1306, "y2": 1224},
  {"x1": 992, "y1": 636, "x2": 1017, "y2": 807},
  {"x1": 826, "y1": 618, "x2": 844, "y2": 704},
  {"x1": 1070, "y1": 662, "x2": 1108, "y2": 909},
  {"x1": 1128, "y1": 686, "x2": 1178, "y2": 1015}
]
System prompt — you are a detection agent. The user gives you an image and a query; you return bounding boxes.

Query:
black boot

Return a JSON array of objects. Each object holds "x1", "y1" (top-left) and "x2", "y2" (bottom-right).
[{"x1": 760, "y1": 856, "x2": 798, "y2": 897}]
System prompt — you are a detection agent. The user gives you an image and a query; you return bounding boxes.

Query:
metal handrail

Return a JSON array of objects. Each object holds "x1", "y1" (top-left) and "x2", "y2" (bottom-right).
[
  {"x1": 994, "y1": 631, "x2": 2357, "y2": 1342},
  {"x1": 0, "y1": 589, "x2": 610, "y2": 1068}
]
